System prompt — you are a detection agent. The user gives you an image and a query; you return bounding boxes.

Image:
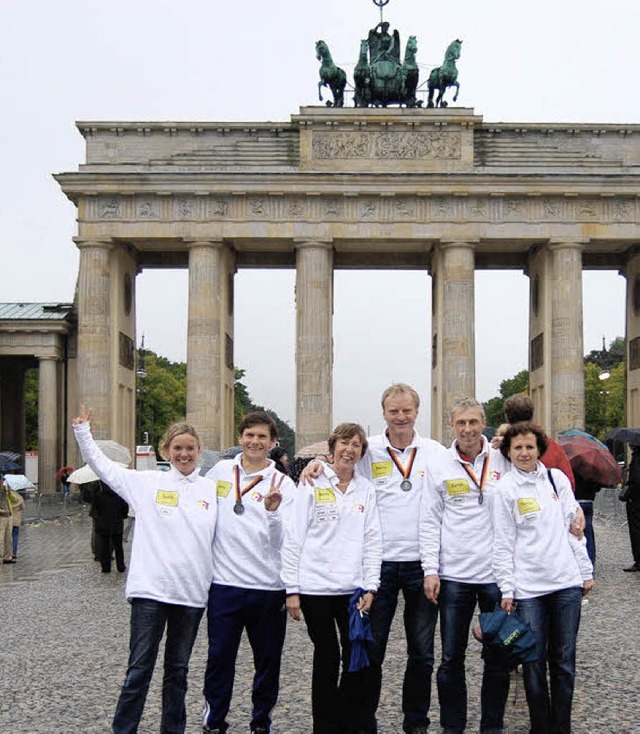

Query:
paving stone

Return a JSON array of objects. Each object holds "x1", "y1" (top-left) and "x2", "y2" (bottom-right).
[{"x1": 1, "y1": 511, "x2": 639, "y2": 733}]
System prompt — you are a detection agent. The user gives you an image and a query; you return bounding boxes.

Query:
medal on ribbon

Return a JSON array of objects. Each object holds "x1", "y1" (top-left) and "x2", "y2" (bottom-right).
[
  {"x1": 461, "y1": 457, "x2": 490, "y2": 505},
  {"x1": 386, "y1": 447, "x2": 417, "y2": 491},
  {"x1": 233, "y1": 465, "x2": 263, "y2": 516}
]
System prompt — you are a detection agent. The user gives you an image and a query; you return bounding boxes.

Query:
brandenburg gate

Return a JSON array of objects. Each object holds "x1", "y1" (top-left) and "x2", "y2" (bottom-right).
[{"x1": 54, "y1": 106, "x2": 640, "y2": 455}]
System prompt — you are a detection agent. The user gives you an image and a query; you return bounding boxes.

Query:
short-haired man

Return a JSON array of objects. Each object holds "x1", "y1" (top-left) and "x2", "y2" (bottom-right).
[
  {"x1": 301, "y1": 383, "x2": 445, "y2": 733},
  {"x1": 421, "y1": 397, "x2": 511, "y2": 734},
  {"x1": 203, "y1": 412, "x2": 295, "y2": 734}
]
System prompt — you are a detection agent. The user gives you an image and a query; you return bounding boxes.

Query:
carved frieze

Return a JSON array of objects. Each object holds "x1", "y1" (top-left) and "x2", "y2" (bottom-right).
[
  {"x1": 312, "y1": 131, "x2": 462, "y2": 160},
  {"x1": 82, "y1": 192, "x2": 638, "y2": 227}
]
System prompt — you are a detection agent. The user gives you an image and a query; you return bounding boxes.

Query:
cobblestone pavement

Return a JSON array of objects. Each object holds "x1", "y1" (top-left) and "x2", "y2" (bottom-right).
[{"x1": 1, "y1": 507, "x2": 639, "y2": 733}]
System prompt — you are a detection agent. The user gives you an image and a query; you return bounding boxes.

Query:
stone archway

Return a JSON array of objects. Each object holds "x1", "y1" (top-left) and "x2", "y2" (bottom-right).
[{"x1": 55, "y1": 107, "x2": 640, "y2": 449}]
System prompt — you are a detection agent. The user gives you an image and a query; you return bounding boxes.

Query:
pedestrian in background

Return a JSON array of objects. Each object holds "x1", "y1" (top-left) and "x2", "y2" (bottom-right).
[
  {"x1": 9, "y1": 487, "x2": 25, "y2": 560},
  {"x1": 0, "y1": 476, "x2": 14, "y2": 564},
  {"x1": 623, "y1": 444, "x2": 640, "y2": 572}
]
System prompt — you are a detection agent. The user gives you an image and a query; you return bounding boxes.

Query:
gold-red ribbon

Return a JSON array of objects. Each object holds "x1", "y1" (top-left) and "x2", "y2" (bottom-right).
[
  {"x1": 461, "y1": 456, "x2": 489, "y2": 499},
  {"x1": 234, "y1": 465, "x2": 264, "y2": 504},
  {"x1": 386, "y1": 446, "x2": 418, "y2": 480}
]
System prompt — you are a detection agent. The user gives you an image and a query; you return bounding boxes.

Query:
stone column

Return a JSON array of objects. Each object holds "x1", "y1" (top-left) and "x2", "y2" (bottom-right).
[
  {"x1": 295, "y1": 240, "x2": 333, "y2": 450},
  {"x1": 75, "y1": 239, "x2": 113, "y2": 439},
  {"x1": 431, "y1": 241, "x2": 476, "y2": 442},
  {"x1": 38, "y1": 357, "x2": 59, "y2": 493},
  {"x1": 186, "y1": 240, "x2": 226, "y2": 451},
  {"x1": 623, "y1": 249, "x2": 640, "y2": 427},
  {"x1": 548, "y1": 241, "x2": 585, "y2": 434}
]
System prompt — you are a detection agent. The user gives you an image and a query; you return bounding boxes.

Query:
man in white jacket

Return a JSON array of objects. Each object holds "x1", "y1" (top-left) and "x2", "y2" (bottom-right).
[
  {"x1": 420, "y1": 397, "x2": 511, "y2": 734},
  {"x1": 202, "y1": 412, "x2": 295, "y2": 734}
]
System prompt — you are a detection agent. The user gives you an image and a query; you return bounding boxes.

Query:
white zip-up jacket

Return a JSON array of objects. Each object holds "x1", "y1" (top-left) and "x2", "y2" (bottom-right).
[
  {"x1": 282, "y1": 467, "x2": 382, "y2": 595},
  {"x1": 206, "y1": 456, "x2": 295, "y2": 591},
  {"x1": 358, "y1": 431, "x2": 446, "y2": 562},
  {"x1": 74, "y1": 422, "x2": 217, "y2": 607},
  {"x1": 492, "y1": 463, "x2": 593, "y2": 599},
  {"x1": 420, "y1": 437, "x2": 511, "y2": 583}
]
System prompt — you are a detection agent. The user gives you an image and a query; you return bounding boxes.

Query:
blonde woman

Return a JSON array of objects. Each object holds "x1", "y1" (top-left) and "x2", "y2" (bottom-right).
[{"x1": 73, "y1": 406, "x2": 217, "y2": 734}]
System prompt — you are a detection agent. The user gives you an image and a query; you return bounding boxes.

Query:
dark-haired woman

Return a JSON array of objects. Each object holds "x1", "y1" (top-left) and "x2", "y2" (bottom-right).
[{"x1": 493, "y1": 422, "x2": 593, "y2": 734}]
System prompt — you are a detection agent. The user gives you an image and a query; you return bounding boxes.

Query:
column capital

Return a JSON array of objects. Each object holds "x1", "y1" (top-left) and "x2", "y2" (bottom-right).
[
  {"x1": 546, "y1": 238, "x2": 588, "y2": 252},
  {"x1": 294, "y1": 238, "x2": 333, "y2": 251},
  {"x1": 73, "y1": 237, "x2": 114, "y2": 251},
  {"x1": 437, "y1": 239, "x2": 480, "y2": 250},
  {"x1": 184, "y1": 238, "x2": 226, "y2": 250}
]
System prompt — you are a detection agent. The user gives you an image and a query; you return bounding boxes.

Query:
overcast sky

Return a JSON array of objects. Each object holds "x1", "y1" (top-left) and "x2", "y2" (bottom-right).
[{"x1": 1, "y1": 0, "x2": 635, "y2": 437}]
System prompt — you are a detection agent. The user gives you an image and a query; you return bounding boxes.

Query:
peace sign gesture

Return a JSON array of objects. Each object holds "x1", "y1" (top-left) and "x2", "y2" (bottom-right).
[
  {"x1": 264, "y1": 472, "x2": 286, "y2": 512},
  {"x1": 72, "y1": 404, "x2": 93, "y2": 426}
]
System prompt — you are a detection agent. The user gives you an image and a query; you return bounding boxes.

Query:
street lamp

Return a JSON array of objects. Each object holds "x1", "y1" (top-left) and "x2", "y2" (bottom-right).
[
  {"x1": 599, "y1": 356, "x2": 611, "y2": 436},
  {"x1": 136, "y1": 335, "x2": 147, "y2": 444}
]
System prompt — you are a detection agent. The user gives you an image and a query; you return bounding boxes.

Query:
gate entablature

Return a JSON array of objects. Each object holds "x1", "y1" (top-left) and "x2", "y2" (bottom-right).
[{"x1": 54, "y1": 106, "x2": 640, "y2": 447}]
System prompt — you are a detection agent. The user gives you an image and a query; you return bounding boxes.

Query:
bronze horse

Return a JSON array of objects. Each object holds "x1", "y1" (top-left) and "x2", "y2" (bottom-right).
[{"x1": 315, "y1": 40, "x2": 347, "y2": 107}]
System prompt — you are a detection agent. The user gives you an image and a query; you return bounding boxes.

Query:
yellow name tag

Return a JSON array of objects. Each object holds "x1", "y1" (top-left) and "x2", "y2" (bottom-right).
[
  {"x1": 156, "y1": 490, "x2": 179, "y2": 507},
  {"x1": 216, "y1": 481, "x2": 232, "y2": 498},
  {"x1": 315, "y1": 487, "x2": 336, "y2": 503},
  {"x1": 371, "y1": 461, "x2": 393, "y2": 478},
  {"x1": 517, "y1": 498, "x2": 541, "y2": 515},
  {"x1": 446, "y1": 479, "x2": 470, "y2": 496}
]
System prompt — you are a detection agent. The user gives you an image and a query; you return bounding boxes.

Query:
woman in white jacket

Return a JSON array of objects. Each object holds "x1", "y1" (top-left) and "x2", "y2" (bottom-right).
[
  {"x1": 73, "y1": 406, "x2": 217, "y2": 734},
  {"x1": 283, "y1": 423, "x2": 382, "y2": 734},
  {"x1": 493, "y1": 422, "x2": 594, "y2": 734}
]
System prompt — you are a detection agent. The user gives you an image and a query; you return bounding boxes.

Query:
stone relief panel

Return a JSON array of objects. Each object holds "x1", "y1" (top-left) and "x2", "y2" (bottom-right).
[
  {"x1": 174, "y1": 197, "x2": 196, "y2": 219},
  {"x1": 208, "y1": 197, "x2": 231, "y2": 218},
  {"x1": 312, "y1": 131, "x2": 462, "y2": 160},
  {"x1": 98, "y1": 197, "x2": 122, "y2": 219}
]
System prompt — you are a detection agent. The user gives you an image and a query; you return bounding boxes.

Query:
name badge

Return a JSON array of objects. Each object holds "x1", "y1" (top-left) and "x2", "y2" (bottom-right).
[
  {"x1": 517, "y1": 497, "x2": 541, "y2": 515},
  {"x1": 216, "y1": 481, "x2": 232, "y2": 498},
  {"x1": 315, "y1": 487, "x2": 336, "y2": 503},
  {"x1": 446, "y1": 479, "x2": 470, "y2": 496},
  {"x1": 156, "y1": 490, "x2": 179, "y2": 507},
  {"x1": 371, "y1": 461, "x2": 393, "y2": 479}
]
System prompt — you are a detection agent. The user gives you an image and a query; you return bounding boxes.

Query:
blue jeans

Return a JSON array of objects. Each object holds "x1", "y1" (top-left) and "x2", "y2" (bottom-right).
[
  {"x1": 203, "y1": 584, "x2": 287, "y2": 733},
  {"x1": 366, "y1": 560, "x2": 438, "y2": 733},
  {"x1": 437, "y1": 580, "x2": 509, "y2": 734},
  {"x1": 516, "y1": 587, "x2": 583, "y2": 734},
  {"x1": 112, "y1": 598, "x2": 204, "y2": 734},
  {"x1": 12, "y1": 526, "x2": 19, "y2": 556},
  {"x1": 578, "y1": 501, "x2": 595, "y2": 571}
]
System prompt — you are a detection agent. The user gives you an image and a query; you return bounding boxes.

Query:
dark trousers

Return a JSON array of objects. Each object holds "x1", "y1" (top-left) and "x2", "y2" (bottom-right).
[
  {"x1": 300, "y1": 594, "x2": 369, "y2": 734},
  {"x1": 203, "y1": 583, "x2": 286, "y2": 734},
  {"x1": 113, "y1": 598, "x2": 204, "y2": 734},
  {"x1": 437, "y1": 580, "x2": 509, "y2": 734},
  {"x1": 366, "y1": 560, "x2": 438, "y2": 733},
  {"x1": 96, "y1": 531, "x2": 125, "y2": 572},
  {"x1": 578, "y1": 501, "x2": 596, "y2": 571},
  {"x1": 517, "y1": 587, "x2": 582, "y2": 734},
  {"x1": 627, "y1": 495, "x2": 640, "y2": 563}
]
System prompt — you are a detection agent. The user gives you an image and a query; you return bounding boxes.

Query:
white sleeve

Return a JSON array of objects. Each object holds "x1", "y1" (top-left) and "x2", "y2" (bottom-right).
[
  {"x1": 281, "y1": 481, "x2": 313, "y2": 594},
  {"x1": 420, "y1": 470, "x2": 443, "y2": 576},
  {"x1": 491, "y1": 481, "x2": 517, "y2": 598},
  {"x1": 72, "y1": 422, "x2": 137, "y2": 505},
  {"x1": 362, "y1": 483, "x2": 382, "y2": 591}
]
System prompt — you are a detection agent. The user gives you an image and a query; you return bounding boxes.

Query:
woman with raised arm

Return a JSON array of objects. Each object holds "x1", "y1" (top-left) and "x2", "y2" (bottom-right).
[
  {"x1": 72, "y1": 405, "x2": 217, "y2": 734},
  {"x1": 283, "y1": 423, "x2": 382, "y2": 734}
]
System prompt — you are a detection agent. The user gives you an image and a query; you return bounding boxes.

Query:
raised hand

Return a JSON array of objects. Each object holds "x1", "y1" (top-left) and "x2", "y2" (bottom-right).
[
  {"x1": 72, "y1": 404, "x2": 93, "y2": 426},
  {"x1": 264, "y1": 472, "x2": 285, "y2": 512}
]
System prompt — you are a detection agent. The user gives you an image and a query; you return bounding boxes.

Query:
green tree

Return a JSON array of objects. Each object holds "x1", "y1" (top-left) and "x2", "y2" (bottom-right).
[
  {"x1": 483, "y1": 369, "x2": 529, "y2": 427},
  {"x1": 24, "y1": 368, "x2": 39, "y2": 450},
  {"x1": 584, "y1": 338, "x2": 625, "y2": 438},
  {"x1": 137, "y1": 351, "x2": 187, "y2": 448}
]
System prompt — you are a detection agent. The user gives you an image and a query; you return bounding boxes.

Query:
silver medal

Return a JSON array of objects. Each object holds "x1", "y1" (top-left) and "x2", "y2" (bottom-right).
[
  {"x1": 400, "y1": 479, "x2": 412, "y2": 491},
  {"x1": 233, "y1": 501, "x2": 245, "y2": 516}
]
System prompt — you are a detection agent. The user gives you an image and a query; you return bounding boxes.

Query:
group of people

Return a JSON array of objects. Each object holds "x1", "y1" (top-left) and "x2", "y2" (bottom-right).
[{"x1": 72, "y1": 383, "x2": 594, "y2": 734}]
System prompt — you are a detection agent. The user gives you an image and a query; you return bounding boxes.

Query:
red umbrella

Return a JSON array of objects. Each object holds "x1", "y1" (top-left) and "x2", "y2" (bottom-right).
[
  {"x1": 557, "y1": 435, "x2": 622, "y2": 487},
  {"x1": 56, "y1": 466, "x2": 74, "y2": 481}
]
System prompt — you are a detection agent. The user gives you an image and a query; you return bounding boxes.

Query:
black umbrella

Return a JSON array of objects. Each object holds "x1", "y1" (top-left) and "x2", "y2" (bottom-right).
[
  {"x1": 606, "y1": 427, "x2": 640, "y2": 446},
  {"x1": 0, "y1": 451, "x2": 21, "y2": 473}
]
